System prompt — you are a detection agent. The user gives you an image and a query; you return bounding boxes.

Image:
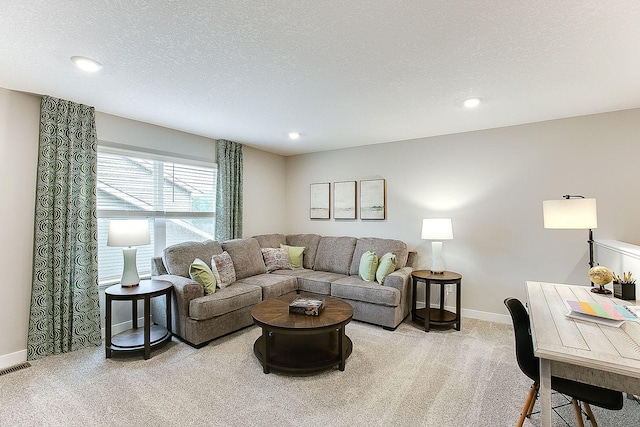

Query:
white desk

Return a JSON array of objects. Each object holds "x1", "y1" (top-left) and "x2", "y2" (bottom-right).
[{"x1": 525, "y1": 281, "x2": 640, "y2": 427}]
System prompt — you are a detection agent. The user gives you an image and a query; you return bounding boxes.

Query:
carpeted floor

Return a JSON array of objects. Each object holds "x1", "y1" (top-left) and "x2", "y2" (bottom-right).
[{"x1": 0, "y1": 318, "x2": 638, "y2": 426}]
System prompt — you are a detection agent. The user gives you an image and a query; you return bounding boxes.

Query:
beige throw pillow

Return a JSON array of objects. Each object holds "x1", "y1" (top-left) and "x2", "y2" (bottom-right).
[
  {"x1": 211, "y1": 251, "x2": 236, "y2": 288},
  {"x1": 261, "y1": 247, "x2": 292, "y2": 272}
]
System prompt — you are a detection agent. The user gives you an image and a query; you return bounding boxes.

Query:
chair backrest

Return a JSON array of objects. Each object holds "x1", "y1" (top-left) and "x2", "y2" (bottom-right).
[{"x1": 504, "y1": 297, "x2": 540, "y2": 382}]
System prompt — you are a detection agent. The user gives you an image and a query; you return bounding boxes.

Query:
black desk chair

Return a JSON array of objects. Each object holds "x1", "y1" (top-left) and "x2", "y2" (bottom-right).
[{"x1": 504, "y1": 297, "x2": 623, "y2": 427}]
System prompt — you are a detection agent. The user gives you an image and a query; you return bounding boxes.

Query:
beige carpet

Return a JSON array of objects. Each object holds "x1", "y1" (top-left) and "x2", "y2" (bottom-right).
[{"x1": 0, "y1": 318, "x2": 638, "y2": 427}]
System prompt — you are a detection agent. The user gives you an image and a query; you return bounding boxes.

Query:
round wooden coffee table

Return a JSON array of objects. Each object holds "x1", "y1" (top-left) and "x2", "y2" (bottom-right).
[{"x1": 251, "y1": 295, "x2": 353, "y2": 374}]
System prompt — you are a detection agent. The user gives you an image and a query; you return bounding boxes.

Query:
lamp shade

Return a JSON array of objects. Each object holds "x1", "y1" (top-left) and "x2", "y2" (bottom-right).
[
  {"x1": 107, "y1": 219, "x2": 150, "y2": 247},
  {"x1": 543, "y1": 198, "x2": 597, "y2": 229},
  {"x1": 421, "y1": 218, "x2": 453, "y2": 240}
]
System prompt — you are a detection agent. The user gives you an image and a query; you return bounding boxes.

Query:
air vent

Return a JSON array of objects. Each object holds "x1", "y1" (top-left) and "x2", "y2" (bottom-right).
[{"x1": 0, "y1": 362, "x2": 31, "y2": 376}]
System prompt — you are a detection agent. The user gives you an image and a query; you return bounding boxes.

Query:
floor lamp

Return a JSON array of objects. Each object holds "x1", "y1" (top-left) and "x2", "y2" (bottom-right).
[{"x1": 542, "y1": 195, "x2": 598, "y2": 288}]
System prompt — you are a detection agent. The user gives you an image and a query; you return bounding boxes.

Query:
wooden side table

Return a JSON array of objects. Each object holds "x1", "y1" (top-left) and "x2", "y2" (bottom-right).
[
  {"x1": 105, "y1": 279, "x2": 173, "y2": 359},
  {"x1": 411, "y1": 270, "x2": 462, "y2": 332}
]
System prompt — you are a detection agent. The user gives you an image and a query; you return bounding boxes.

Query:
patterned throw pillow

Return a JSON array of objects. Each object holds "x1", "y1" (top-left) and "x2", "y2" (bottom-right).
[
  {"x1": 261, "y1": 248, "x2": 292, "y2": 272},
  {"x1": 376, "y1": 252, "x2": 397, "y2": 284},
  {"x1": 358, "y1": 251, "x2": 379, "y2": 282},
  {"x1": 211, "y1": 251, "x2": 236, "y2": 288},
  {"x1": 189, "y1": 258, "x2": 217, "y2": 294}
]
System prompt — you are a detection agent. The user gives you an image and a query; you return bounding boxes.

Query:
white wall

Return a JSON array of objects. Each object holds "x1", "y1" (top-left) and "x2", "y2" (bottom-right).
[
  {"x1": 0, "y1": 88, "x2": 40, "y2": 369},
  {"x1": 285, "y1": 109, "x2": 640, "y2": 319}
]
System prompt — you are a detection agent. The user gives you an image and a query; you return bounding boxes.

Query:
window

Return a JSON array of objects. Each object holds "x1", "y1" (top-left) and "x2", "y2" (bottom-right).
[{"x1": 97, "y1": 147, "x2": 216, "y2": 285}]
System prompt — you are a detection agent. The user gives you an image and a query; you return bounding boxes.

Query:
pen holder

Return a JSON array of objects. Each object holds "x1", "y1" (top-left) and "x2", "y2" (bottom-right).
[{"x1": 613, "y1": 282, "x2": 636, "y2": 300}]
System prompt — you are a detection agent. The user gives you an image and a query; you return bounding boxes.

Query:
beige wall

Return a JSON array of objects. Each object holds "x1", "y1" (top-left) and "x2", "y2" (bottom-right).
[
  {"x1": 0, "y1": 89, "x2": 40, "y2": 368},
  {"x1": 285, "y1": 109, "x2": 640, "y2": 320}
]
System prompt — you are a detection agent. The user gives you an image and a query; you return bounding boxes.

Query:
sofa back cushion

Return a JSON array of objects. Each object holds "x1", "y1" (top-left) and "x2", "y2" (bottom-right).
[
  {"x1": 253, "y1": 233, "x2": 286, "y2": 248},
  {"x1": 314, "y1": 236, "x2": 357, "y2": 275},
  {"x1": 286, "y1": 234, "x2": 321, "y2": 269},
  {"x1": 163, "y1": 240, "x2": 223, "y2": 278},
  {"x1": 349, "y1": 237, "x2": 409, "y2": 276},
  {"x1": 221, "y1": 237, "x2": 267, "y2": 280}
]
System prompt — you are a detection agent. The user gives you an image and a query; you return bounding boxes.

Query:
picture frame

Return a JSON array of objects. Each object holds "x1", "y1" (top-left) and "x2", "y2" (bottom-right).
[
  {"x1": 334, "y1": 181, "x2": 357, "y2": 219},
  {"x1": 360, "y1": 179, "x2": 386, "y2": 220},
  {"x1": 310, "y1": 183, "x2": 330, "y2": 219}
]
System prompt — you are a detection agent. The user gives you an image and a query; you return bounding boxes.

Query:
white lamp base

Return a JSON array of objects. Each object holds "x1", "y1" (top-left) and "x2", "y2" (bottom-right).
[
  {"x1": 120, "y1": 247, "x2": 140, "y2": 287},
  {"x1": 430, "y1": 241, "x2": 445, "y2": 274}
]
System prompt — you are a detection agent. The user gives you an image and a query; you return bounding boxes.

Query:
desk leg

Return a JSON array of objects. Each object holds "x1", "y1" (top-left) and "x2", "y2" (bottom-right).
[
  {"x1": 539, "y1": 358, "x2": 552, "y2": 427},
  {"x1": 143, "y1": 295, "x2": 151, "y2": 360},
  {"x1": 425, "y1": 280, "x2": 431, "y2": 332},
  {"x1": 105, "y1": 295, "x2": 112, "y2": 358}
]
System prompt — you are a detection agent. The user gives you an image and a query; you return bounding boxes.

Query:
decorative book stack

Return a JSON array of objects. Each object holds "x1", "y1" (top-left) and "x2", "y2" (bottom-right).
[{"x1": 289, "y1": 297, "x2": 325, "y2": 316}]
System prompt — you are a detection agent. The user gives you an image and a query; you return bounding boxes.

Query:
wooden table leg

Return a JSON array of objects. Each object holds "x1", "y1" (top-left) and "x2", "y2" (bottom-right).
[
  {"x1": 144, "y1": 295, "x2": 151, "y2": 360},
  {"x1": 456, "y1": 279, "x2": 461, "y2": 331},
  {"x1": 425, "y1": 279, "x2": 431, "y2": 332},
  {"x1": 411, "y1": 277, "x2": 418, "y2": 322},
  {"x1": 540, "y1": 358, "x2": 552, "y2": 427},
  {"x1": 262, "y1": 328, "x2": 270, "y2": 374},
  {"x1": 338, "y1": 326, "x2": 346, "y2": 371},
  {"x1": 166, "y1": 289, "x2": 172, "y2": 334},
  {"x1": 105, "y1": 294, "x2": 112, "y2": 358}
]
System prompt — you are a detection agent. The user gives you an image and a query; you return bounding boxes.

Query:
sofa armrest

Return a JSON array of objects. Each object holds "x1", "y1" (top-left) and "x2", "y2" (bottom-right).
[
  {"x1": 152, "y1": 256, "x2": 168, "y2": 276},
  {"x1": 154, "y1": 274, "x2": 204, "y2": 318},
  {"x1": 383, "y1": 266, "x2": 413, "y2": 293}
]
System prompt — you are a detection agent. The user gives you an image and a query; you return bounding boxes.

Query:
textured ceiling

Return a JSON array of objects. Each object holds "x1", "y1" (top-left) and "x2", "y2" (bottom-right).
[{"x1": 2, "y1": 1, "x2": 640, "y2": 156}]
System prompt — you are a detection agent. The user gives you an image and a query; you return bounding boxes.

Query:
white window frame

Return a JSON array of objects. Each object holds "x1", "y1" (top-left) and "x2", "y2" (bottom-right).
[{"x1": 97, "y1": 143, "x2": 216, "y2": 285}]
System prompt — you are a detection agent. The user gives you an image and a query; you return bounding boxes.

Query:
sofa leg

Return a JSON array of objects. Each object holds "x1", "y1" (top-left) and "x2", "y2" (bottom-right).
[{"x1": 382, "y1": 325, "x2": 397, "y2": 331}]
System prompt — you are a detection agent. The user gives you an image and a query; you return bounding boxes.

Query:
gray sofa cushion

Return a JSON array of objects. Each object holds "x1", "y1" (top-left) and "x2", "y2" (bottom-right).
[
  {"x1": 222, "y1": 238, "x2": 267, "y2": 280},
  {"x1": 286, "y1": 234, "x2": 321, "y2": 269},
  {"x1": 296, "y1": 271, "x2": 347, "y2": 295},
  {"x1": 253, "y1": 233, "x2": 286, "y2": 248},
  {"x1": 331, "y1": 276, "x2": 401, "y2": 307},
  {"x1": 235, "y1": 273, "x2": 298, "y2": 300},
  {"x1": 313, "y1": 236, "x2": 357, "y2": 275},
  {"x1": 349, "y1": 237, "x2": 409, "y2": 276},
  {"x1": 163, "y1": 240, "x2": 223, "y2": 278},
  {"x1": 188, "y1": 282, "x2": 262, "y2": 320}
]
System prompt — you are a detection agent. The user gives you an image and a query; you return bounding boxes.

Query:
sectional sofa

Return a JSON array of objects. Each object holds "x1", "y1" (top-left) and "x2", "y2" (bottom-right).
[{"x1": 151, "y1": 233, "x2": 416, "y2": 347}]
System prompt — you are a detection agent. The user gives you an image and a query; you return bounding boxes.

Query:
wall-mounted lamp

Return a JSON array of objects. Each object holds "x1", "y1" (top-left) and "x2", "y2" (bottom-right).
[
  {"x1": 107, "y1": 219, "x2": 150, "y2": 287},
  {"x1": 543, "y1": 195, "x2": 598, "y2": 288},
  {"x1": 421, "y1": 218, "x2": 453, "y2": 274}
]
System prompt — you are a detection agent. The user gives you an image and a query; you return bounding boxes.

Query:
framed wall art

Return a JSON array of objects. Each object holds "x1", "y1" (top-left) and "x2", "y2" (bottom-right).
[
  {"x1": 310, "y1": 182, "x2": 330, "y2": 219},
  {"x1": 360, "y1": 179, "x2": 386, "y2": 220},
  {"x1": 334, "y1": 181, "x2": 357, "y2": 219}
]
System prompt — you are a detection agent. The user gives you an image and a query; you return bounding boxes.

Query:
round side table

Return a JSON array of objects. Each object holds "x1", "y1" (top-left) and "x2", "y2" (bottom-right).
[
  {"x1": 411, "y1": 270, "x2": 462, "y2": 332},
  {"x1": 105, "y1": 279, "x2": 173, "y2": 359}
]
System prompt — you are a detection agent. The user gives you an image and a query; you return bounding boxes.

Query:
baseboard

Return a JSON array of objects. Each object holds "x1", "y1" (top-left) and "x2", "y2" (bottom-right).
[
  {"x1": 0, "y1": 349, "x2": 27, "y2": 371},
  {"x1": 416, "y1": 301, "x2": 511, "y2": 325}
]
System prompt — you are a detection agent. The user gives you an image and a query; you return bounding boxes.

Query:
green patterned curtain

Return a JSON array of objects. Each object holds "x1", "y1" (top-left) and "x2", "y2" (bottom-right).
[
  {"x1": 27, "y1": 96, "x2": 102, "y2": 360},
  {"x1": 215, "y1": 139, "x2": 243, "y2": 241}
]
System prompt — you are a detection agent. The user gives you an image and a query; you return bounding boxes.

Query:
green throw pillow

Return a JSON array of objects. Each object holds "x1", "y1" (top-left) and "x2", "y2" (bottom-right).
[
  {"x1": 376, "y1": 252, "x2": 397, "y2": 284},
  {"x1": 359, "y1": 251, "x2": 379, "y2": 282},
  {"x1": 281, "y1": 244, "x2": 305, "y2": 269},
  {"x1": 189, "y1": 258, "x2": 216, "y2": 294}
]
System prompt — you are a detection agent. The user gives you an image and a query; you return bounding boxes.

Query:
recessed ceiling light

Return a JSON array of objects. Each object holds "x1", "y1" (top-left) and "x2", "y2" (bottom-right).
[
  {"x1": 288, "y1": 132, "x2": 300, "y2": 140},
  {"x1": 463, "y1": 98, "x2": 481, "y2": 108},
  {"x1": 71, "y1": 56, "x2": 103, "y2": 72}
]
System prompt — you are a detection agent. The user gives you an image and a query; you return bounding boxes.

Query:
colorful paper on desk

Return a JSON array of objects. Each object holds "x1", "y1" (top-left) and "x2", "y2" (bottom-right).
[{"x1": 565, "y1": 300, "x2": 639, "y2": 326}]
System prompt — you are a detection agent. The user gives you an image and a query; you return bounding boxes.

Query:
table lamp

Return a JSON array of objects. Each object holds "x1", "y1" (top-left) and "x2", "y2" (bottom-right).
[
  {"x1": 421, "y1": 218, "x2": 453, "y2": 274},
  {"x1": 542, "y1": 195, "x2": 598, "y2": 287},
  {"x1": 107, "y1": 219, "x2": 150, "y2": 287}
]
